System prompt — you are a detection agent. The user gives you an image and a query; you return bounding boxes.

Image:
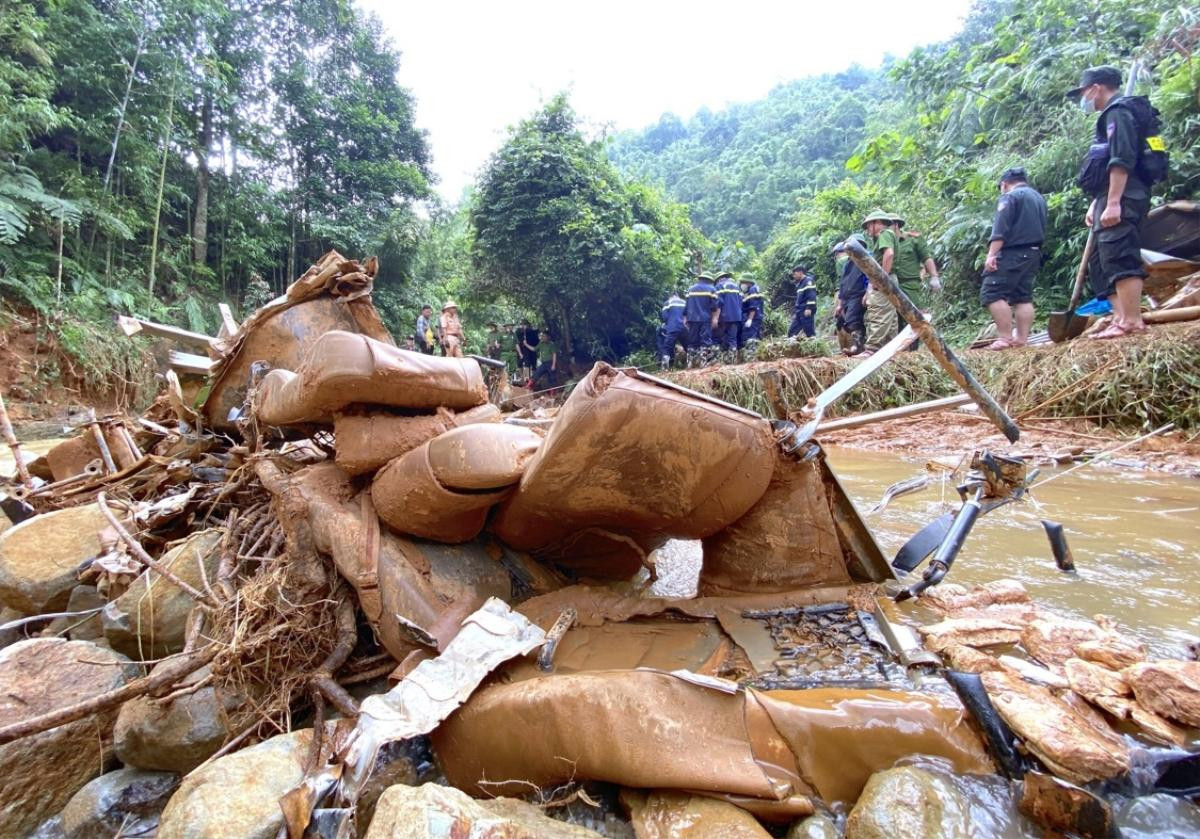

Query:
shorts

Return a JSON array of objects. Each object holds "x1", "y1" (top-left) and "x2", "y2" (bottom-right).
[
  {"x1": 1089, "y1": 195, "x2": 1149, "y2": 300},
  {"x1": 980, "y1": 246, "x2": 1040, "y2": 307}
]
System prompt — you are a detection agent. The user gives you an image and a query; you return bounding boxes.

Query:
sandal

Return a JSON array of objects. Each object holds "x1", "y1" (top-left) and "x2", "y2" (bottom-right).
[
  {"x1": 983, "y1": 338, "x2": 1016, "y2": 351},
  {"x1": 850, "y1": 350, "x2": 874, "y2": 359},
  {"x1": 1091, "y1": 321, "x2": 1147, "y2": 340}
]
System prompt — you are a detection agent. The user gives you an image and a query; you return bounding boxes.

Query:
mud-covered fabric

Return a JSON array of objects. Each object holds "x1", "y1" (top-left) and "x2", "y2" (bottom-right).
[{"x1": 863, "y1": 283, "x2": 897, "y2": 351}]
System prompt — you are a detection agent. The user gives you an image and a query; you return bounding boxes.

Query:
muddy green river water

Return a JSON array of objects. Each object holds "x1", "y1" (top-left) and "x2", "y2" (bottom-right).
[{"x1": 825, "y1": 447, "x2": 1200, "y2": 659}]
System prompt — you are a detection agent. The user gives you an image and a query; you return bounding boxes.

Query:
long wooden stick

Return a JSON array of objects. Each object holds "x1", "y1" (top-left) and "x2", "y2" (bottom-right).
[
  {"x1": 0, "y1": 391, "x2": 32, "y2": 488},
  {"x1": 0, "y1": 645, "x2": 215, "y2": 747},
  {"x1": 817, "y1": 394, "x2": 973, "y2": 433}
]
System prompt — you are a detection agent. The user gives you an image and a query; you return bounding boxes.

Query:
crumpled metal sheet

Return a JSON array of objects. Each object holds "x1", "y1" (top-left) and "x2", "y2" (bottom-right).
[{"x1": 337, "y1": 597, "x2": 545, "y2": 799}]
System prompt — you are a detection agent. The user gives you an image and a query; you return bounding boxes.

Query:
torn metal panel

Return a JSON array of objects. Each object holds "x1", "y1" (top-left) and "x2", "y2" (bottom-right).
[{"x1": 338, "y1": 597, "x2": 545, "y2": 800}]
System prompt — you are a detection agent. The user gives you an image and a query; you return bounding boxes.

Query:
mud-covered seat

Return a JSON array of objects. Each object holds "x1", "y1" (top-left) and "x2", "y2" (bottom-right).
[{"x1": 255, "y1": 331, "x2": 488, "y2": 426}]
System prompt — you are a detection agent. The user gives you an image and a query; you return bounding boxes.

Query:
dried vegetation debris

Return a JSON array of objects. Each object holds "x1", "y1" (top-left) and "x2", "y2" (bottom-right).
[{"x1": 0, "y1": 252, "x2": 1196, "y2": 837}]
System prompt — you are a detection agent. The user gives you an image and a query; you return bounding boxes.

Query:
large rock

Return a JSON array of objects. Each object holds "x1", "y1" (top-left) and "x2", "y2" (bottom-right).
[
  {"x1": 1017, "y1": 771, "x2": 1113, "y2": 839},
  {"x1": 0, "y1": 503, "x2": 107, "y2": 613},
  {"x1": 0, "y1": 638, "x2": 137, "y2": 837},
  {"x1": 844, "y1": 767, "x2": 969, "y2": 839},
  {"x1": 157, "y1": 728, "x2": 314, "y2": 839},
  {"x1": 115, "y1": 665, "x2": 243, "y2": 773},
  {"x1": 1125, "y1": 660, "x2": 1200, "y2": 728},
  {"x1": 625, "y1": 789, "x2": 771, "y2": 838},
  {"x1": 364, "y1": 783, "x2": 603, "y2": 838},
  {"x1": 65, "y1": 584, "x2": 106, "y2": 642},
  {"x1": 103, "y1": 528, "x2": 223, "y2": 659},
  {"x1": 60, "y1": 767, "x2": 179, "y2": 839},
  {"x1": 787, "y1": 814, "x2": 840, "y2": 839}
]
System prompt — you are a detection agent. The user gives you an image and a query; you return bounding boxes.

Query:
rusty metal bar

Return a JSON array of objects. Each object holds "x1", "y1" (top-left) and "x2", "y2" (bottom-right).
[{"x1": 844, "y1": 239, "x2": 1020, "y2": 443}]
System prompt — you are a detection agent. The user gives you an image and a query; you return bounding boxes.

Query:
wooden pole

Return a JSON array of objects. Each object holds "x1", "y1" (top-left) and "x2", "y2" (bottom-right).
[
  {"x1": 817, "y1": 394, "x2": 973, "y2": 433},
  {"x1": 0, "y1": 391, "x2": 33, "y2": 488}
]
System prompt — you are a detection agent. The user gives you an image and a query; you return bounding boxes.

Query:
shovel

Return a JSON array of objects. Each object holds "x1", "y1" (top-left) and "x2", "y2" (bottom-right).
[{"x1": 1048, "y1": 230, "x2": 1095, "y2": 343}]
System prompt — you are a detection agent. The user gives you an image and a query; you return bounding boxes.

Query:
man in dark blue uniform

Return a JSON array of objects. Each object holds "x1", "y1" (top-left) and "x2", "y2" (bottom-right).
[
  {"x1": 787, "y1": 266, "x2": 817, "y2": 338},
  {"x1": 1070, "y1": 65, "x2": 1156, "y2": 339},
  {"x1": 980, "y1": 167, "x2": 1047, "y2": 350},
  {"x1": 684, "y1": 272, "x2": 719, "y2": 367},
  {"x1": 713, "y1": 271, "x2": 743, "y2": 361},
  {"x1": 658, "y1": 291, "x2": 687, "y2": 369},
  {"x1": 832, "y1": 242, "x2": 868, "y2": 355},
  {"x1": 738, "y1": 275, "x2": 764, "y2": 353}
]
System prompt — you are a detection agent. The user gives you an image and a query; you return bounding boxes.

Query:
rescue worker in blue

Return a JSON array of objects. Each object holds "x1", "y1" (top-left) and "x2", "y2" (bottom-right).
[
  {"x1": 712, "y1": 270, "x2": 743, "y2": 361},
  {"x1": 738, "y1": 274, "x2": 764, "y2": 352},
  {"x1": 657, "y1": 291, "x2": 687, "y2": 369},
  {"x1": 787, "y1": 265, "x2": 817, "y2": 338},
  {"x1": 684, "y1": 272, "x2": 719, "y2": 367},
  {"x1": 832, "y1": 241, "x2": 868, "y2": 356}
]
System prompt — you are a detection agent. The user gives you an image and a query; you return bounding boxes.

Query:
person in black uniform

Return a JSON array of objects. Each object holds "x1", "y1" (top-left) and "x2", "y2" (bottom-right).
[
  {"x1": 684, "y1": 272, "x2": 719, "y2": 367},
  {"x1": 658, "y1": 291, "x2": 687, "y2": 369},
  {"x1": 980, "y1": 167, "x2": 1047, "y2": 350},
  {"x1": 713, "y1": 271, "x2": 743, "y2": 361},
  {"x1": 787, "y1": 266, "x2": 817, "y2": 338},
  {"x1": 832, "y1": 241, "x2": 868, "y2": 356},
  {"x1": 1070, "y1": 65, "x2": 1149, "y2": 339},
  {"x1": 738, "y1": 275, "x2": 764, "y2": 352}
]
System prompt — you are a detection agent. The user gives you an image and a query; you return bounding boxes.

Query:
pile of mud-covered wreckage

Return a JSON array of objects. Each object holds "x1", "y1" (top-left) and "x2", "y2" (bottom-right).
[{"x1": 0, "y1": 250, "x2": 1196, "y2": 839}]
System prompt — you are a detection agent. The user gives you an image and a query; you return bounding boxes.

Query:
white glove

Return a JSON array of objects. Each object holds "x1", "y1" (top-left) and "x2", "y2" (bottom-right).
[
  {"x1": 744, "y1": 319, "x2": 752, "y2": 328},
  {"x1": 929, "y1": 276, "x2": 943, "y2": 292}
]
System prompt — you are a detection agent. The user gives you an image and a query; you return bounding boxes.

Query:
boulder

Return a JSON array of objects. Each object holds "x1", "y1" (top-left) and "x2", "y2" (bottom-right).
[
  {"x1": 1125, "y1": 659, "x2": 1200, "y2": 728},
  {"x1": 65, "y1": 584, "x2": 106, "y2": 642},
  {"x1": 103, "y1": 528, "x2": 223, "y2": 659},
  {"x1": 363, "y1": 783, "x2": 603, "y2": 838},
  {"x1": 114, "y1": 665, "x2": 243, "y2": 773},
  {"x1": 1017, "y1": 771, "x2": 1113, "y2": 839},
  {"x1": 157, "y1": 728, "x2": 313, "y2": 839},
  {"x1": 787, "y1": 814, "x2": 840, "y2": 839},
  {"x1": 0, "y1": 638, "x2": 137, "y2": 837},
  {"x1": 844, "y1": 767, "x2": 969, "y2": 839},
  {"x1": 0, "y1": 503, "x2": 107, "y2": 613},
  {"x1": 60, "y1": 767, "x2": 179, "y2": 839},
  {"x1": 625, "y1": 789, "x2": 771, "y2": 838}
]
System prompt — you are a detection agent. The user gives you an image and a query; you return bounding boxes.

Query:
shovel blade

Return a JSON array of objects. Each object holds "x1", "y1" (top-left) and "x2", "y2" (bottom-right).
[{"x1": 1048, "y1": 311, "x2": 1090, "y2": 343}]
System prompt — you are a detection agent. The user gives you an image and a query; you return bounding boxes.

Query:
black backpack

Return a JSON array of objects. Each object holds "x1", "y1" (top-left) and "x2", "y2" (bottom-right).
[{"x1": 1077, "y1": 96, "x2": 1169, "y2": 193}]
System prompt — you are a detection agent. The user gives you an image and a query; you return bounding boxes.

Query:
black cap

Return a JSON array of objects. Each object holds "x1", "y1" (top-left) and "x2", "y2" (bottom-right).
[
  {"x1": 999, "y1": 167, "x2": 1028, "y2": 185},
  {"x1": 1066, "y1": 65, "x2": 1121, "y2": 98},
  {"x1": 792, "y1": 265, "x2": 807, "y2": 273}
]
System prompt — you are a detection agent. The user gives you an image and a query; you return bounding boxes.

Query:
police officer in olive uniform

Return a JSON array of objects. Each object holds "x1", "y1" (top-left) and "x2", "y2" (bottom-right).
[
  {"x1": 658, "y1": 291, "x2": 687, "y2": 369},
  {"x1": 890, "y1": 213, "x2": 942, "y2": 315},
  {"x1": 981, "y1": 167, "x2": 1047, "y2": 349},
  {"x1": 738, "y1": 275, "x2": 764, "y2": 352},
  {"x1": 1071, "y1": 66, "x2": 1153, "y2": 339},
  {"x1": 787, "y1": 266, "x2": 817, "y2": 338},
  {"x1": 859, "y1": 209, "x2": 899, "y2": 357},
  {"x1": 713, "y1": 270, "x2": 743, "y2": 360},
  {"x1": 684, "y1": 272, "x2": 719, "y2": 367}
]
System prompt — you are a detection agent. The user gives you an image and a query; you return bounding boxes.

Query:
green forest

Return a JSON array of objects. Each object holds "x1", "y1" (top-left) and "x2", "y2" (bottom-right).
[{"x1": 2, "y1": 0, "x2": 1198, "y2": 393}]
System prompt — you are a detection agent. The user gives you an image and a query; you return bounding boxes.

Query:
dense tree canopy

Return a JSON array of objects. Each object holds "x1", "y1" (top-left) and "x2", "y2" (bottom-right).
[{"x1": 470, "y1": 95, "x2": 705, "y2": 360}]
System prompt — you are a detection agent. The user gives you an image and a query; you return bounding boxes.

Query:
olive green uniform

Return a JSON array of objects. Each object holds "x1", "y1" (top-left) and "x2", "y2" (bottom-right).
[
  {"x1": 893, "y1": 232, "x2": 932, "y2": 308},
  {"x1": 864, "y1": 227, "x2": 900, "y2": 351}
]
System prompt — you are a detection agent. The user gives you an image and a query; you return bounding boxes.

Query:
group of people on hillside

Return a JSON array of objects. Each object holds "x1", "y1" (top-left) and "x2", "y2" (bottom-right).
[
  {"x1": 660, "y1": 63, "x2": 1165, "y2": 366},
  {"x1": 410, "y1": 303, "x2": 562, "y2": 390}
]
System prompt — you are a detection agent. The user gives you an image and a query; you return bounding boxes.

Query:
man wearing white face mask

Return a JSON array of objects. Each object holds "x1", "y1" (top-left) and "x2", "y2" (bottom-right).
[{"x1": 1070, "y1": 65, "x2": 1163, "y2": 340}]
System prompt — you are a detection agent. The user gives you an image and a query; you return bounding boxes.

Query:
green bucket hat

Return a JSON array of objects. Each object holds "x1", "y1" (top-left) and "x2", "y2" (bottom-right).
[
  {"x1": 697, "y1": 272, "x2": 714, "y2": 282},
  {"x1": 715, "y1": 270, "x2": 733, "y2": 280},
  {"x1": 888, "y1": 212, "x2": 906, "y2": 227},
  {"x1": 861, "y1": 208, "x2": 892, "y2": 227},
  {"x1": 738, "y1": 274, "x2": 754, "y2": 284}
]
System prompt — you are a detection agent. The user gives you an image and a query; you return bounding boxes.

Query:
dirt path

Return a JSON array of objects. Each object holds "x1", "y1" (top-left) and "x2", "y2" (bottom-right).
[{"x1": 819, "y1": 410, "x2": 1200, "y2": 476}]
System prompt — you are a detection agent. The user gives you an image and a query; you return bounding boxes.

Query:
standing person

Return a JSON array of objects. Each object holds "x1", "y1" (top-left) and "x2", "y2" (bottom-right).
[
  {"x1": 532, "y1": 328, "x2": 558, "y2": 389},
  {"x1": 1071, "y1": 65, "x2": 1166, "y2": 339},
  {"x1": 500, "y1": 323, "x2": 519, "y2": 377},
  {"x1": 832, "y1": 240, "x2": 868, "y2": 356},
  {"x1": 738, "y1": 275, "x2": 764, "y2": 353},
  {"x1": 713, "y1": 270, "x2": 743, "y2": 361},
  {"x1": 684, "y1": 272, "x2": 719, "y2": 367},
  {"x1": 890, "y1": 213, "x2": 942, "y2": 318},
  {"x1": 786, "y1": 266, "x2": 817, "y2": 338},
  {"x1": 415, "y1": 305, "x2": 435, "y2": 354},
  {"x1": 980, "y1": 167, "x2": 1048, "y2": 350},
  {"x1": 857, "y1": 209, "x2": 900, "y2": 358},
  {"x1": 517, "y1": 319, "x2": 538, "y2": 380},
  {"x1": 485, "y1": 322, "x2": 503, "y2": 360},
  {"x1": 658, "y1": 290, "x2": 687, "y2": 369},
  {"x1": 439, "y1": 301, "x2": 464, "y2": 358}
]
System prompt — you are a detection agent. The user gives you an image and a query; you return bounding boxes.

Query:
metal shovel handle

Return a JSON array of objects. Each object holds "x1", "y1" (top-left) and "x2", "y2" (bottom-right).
[{"x1": 845, "y1": 240, "x2": 1020, "y2": 443}]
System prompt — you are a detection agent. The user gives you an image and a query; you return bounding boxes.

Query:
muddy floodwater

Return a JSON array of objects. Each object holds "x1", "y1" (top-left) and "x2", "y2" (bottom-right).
[{"x1": 824, "y1": 447, "x2": 1200, "y2": 658}]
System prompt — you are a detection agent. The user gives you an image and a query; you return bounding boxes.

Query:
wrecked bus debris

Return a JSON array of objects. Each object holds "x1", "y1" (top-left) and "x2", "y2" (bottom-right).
[{"x1": 0, "y1": 250, "x2": 1196, "y2": 838}]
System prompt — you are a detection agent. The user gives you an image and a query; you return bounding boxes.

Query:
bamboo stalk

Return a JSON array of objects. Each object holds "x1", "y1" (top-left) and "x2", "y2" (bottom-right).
[
  {"x1": 0, "y1": 391, "x2": 33, "y2": 488},
  {"x1": 817, "y1": 394, "x2": 973, "y2": 433}
]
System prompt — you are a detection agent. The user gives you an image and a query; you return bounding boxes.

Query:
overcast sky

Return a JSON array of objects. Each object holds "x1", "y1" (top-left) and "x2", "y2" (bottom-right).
[{"x1": 356, "y1": 0, "x2": 974, "y2": 201}]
